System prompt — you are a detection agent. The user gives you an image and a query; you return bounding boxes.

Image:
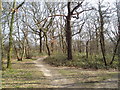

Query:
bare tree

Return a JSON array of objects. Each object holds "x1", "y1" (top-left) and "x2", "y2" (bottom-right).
[
  {"x1": 0, "y1": 0, "x2": 2, "y2": 70},
  {"x1": 98, "y1": 1, "x2": 107, "y2": 66},
  {"x1": 7, "y1": 0, "x2": 25, "y2": 68},
  {"x1": 66, "y1": 1, "x2": 85, "y2": 60},
  {"x1": 110, "y1": 0, "x2": 120, "y2": 65}
]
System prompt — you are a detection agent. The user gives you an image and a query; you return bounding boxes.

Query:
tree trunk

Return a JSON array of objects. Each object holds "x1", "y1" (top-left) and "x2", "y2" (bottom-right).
[
  {"x1": 100, "y1": 34, "x2": 107, "y2": 66},
  {"x1": 110, "y1": 1, "x2": 120, "y2": 65},
  {"x1": 7, "y1": 0, "x2": 16, "y2": 68},
  {"x1": 99, "y1": 4, "x2": 107, "y2": 66},
  {"x1": 86, "y1": 40, "x2": 89, "y2": 58},
  {"x1": 0, "y1": 0, "x2": 2, "y2": 70},
  {"x1": 14, "y1": 43, "x2": 25, "y2": 61},
  {"x1": 110, "y1": 37, "x2": 120, "y2": 65},
  {"x1": 95, "y1": 27, "x2": 99, "y2": 54},
  {"x1": 66, "y1": 2, "x2": 72, "y2": 60},
  {"x1": 25, "y1": 35, "x2": 31, "y2": 59},
  {"x1": 39, "y1": 29, "x2": 42, "y2": 53},
  {"x1": 21, "y1": 41, "x2": 25, "y2": 60},
  {"x1": 60, "y1": 34, "x2": 67, "y2": 53},
  {"x1": 61, "y1": 33, "x2": 66, "y2": 53},
  {"x1": 14, "y1": 45, "x2": 21, "y2": 61},
  {"x1": 89, "y1": 29, "x2": 92, "y2": 55},
  {"x1": 78, "y1": 36, "x2": 82, "y2": 53},
  {"x1": 44, "y1": 33, "x2": 50, "y2": 56},
  {"x1": 99, "y1": 26, "x2": 107, "y2": 66},
  {"x1": 117, "y1": 1, "x2": 120, "y2": 67},
  {"x1": 51, "y1": 30, "x2": 55, "y2": 53}
]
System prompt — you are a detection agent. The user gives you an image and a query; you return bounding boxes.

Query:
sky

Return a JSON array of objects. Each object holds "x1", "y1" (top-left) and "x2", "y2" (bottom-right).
[
  {"x1": 3, "y1": 0, "x2": 116, "y2": 3},
  {"x1": 2, "y1": 0, "x2": 117, "y2": 43},
  {"x1": 3, "y1": 0, "x2": 116, "y2": 10}
]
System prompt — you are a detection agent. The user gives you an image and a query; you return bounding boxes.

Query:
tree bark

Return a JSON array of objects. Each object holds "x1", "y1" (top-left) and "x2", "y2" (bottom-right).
[
  {"x1": 110, "y1": 37, "x2": 120, "y2": 65},
  {"x1": 66, "y1": 2, "x2": 72, "y2": 60},
  {"x1": 98, "y1": 4, "x2": 107, "y2": 66},
  {"x1": 39, "y1": 29, "x2": 42, "y2": 53},
  {"x1": 44, "y1": 33, "x2": 50, "y2": 56},
  {"x1": 7, "y1": 0, "x2": 25, "y2": 68},
  {"x1": 0, "y1": 0, "x2": 2, "y2": 70},
  {"x1": 7, "y1": 0, "x2": 16, "y2": 68},
  {"x1": 99, "y1": 23, "x2": 107, "y2": 66},
  {"x1": 117, "y1": 1, "x2": 120, "y2": 67},
  {"x1": 51, "y1": 31, "x2": 55, "y2": 53},
  {"x1": 86, "y1": 40, "x2": 89, "y2": 58},
  {"x1": 95, "y1": 26, "x2": 99, "y2": 54},
  {"x1": 110, "y1": 1, "x2": 120, "y2": 65}
]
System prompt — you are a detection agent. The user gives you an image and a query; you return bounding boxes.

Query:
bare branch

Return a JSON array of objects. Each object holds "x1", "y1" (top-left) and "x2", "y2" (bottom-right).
[
  {"x1": 72, "y1": 22, "x2": 85, "y2": 36},
  {"x1": 12, "y1": 1, "x2": 25, "y2": 13},
  {"x1": 71, "y1": 1, "x2": 84, "y2": 15},
  {"x1": 72, "y1": 8, "x2": 94, "y2": 15}
]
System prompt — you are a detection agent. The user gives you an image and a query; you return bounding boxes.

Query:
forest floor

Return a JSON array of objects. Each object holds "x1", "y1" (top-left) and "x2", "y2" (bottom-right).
[{"x1": 2, "y1": 56, "x2": 119, "y2": 88}]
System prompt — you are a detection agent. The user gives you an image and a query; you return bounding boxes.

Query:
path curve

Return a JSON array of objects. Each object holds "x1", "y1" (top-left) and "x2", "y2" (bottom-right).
[{"x1": 33, "y1": 56, "x2": 74, "y2": 88}]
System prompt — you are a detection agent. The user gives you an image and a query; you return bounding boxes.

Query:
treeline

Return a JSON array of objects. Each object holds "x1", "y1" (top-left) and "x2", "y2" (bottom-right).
[{"x1": 0, "y1": 0, "x2": 120, "y2": 69}]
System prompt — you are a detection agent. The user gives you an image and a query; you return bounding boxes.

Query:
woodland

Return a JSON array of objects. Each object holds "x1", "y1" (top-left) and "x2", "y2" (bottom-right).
[{"x1": 0, "y1": 0, "x2": 119, "y2": 88}]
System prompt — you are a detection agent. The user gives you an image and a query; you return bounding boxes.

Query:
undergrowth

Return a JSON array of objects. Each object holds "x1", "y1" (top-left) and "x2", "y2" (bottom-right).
[{"x1": 44, "y1": 53, "x2": 119, "y2": 69}]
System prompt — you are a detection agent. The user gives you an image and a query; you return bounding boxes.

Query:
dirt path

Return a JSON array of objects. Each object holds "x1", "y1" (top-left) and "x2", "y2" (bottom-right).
[
  {"x1": 33, "y1": 57, "x2": 119, "y2": 88},
  {"x1": 33, "y1": 56, "x2": 74, "y2": 88}
]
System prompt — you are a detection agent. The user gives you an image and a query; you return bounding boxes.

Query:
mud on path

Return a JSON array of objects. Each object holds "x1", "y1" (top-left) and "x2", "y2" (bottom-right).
[{"x1": 33, "y1": 56, "x2": 119, "y2": 88}]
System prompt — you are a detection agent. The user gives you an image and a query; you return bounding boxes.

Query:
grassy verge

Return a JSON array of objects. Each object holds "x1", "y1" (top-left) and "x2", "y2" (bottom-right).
[
  {"x1": 2, "y1": 59, "x2": 50, "y2": 88},
  {"x1": 44, "y1": 53, "x2": 119, "y2": 70}
]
